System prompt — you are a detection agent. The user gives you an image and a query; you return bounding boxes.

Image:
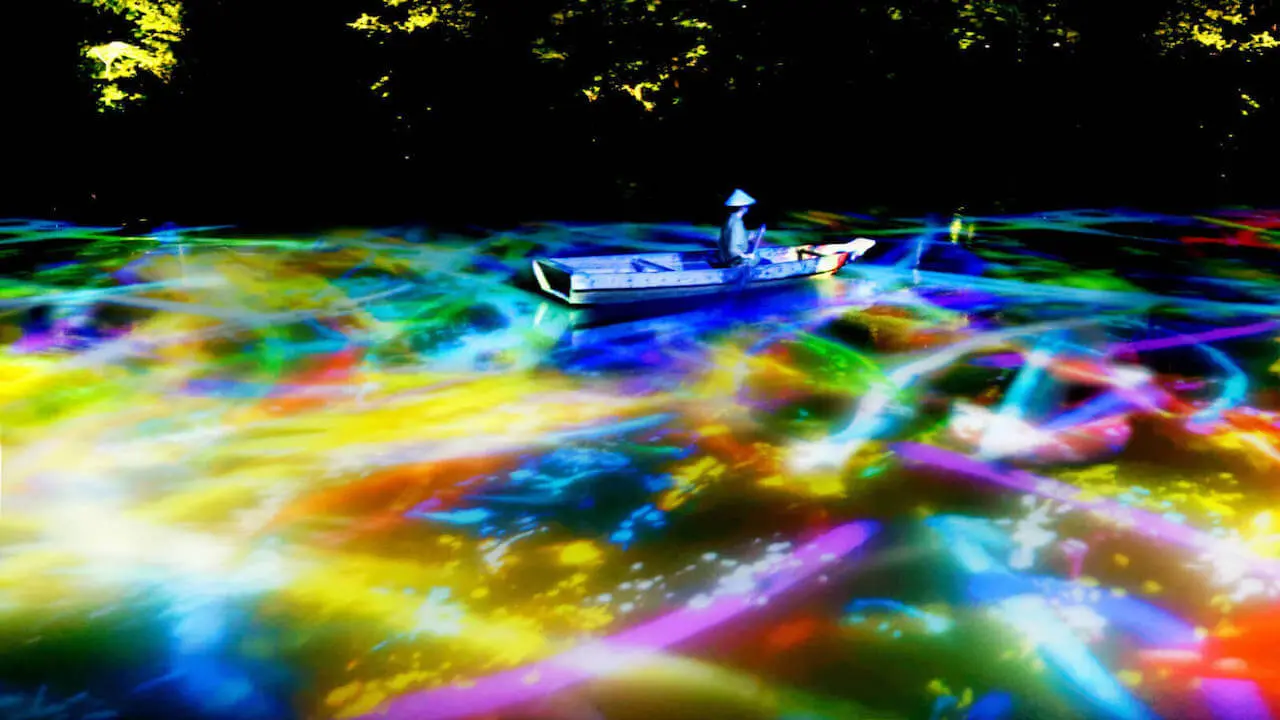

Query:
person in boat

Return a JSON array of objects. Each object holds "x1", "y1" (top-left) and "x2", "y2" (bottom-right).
[{"x1": 718, "y1": 189, "x2": 766, "y2": 267}]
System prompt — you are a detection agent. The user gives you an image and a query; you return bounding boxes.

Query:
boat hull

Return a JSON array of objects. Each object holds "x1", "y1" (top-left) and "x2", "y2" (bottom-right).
[{"x1": 532, "y1": 239, "x2": 875, "y2": 306}]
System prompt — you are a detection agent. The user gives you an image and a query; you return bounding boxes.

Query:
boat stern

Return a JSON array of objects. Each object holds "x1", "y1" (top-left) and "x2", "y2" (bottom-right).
[
  {"x1": 532, "y1": 259, "x2": 576, "y2": 304},
  {"x1": 828, "y1": 237, "x2": 876, "y2": 258}
]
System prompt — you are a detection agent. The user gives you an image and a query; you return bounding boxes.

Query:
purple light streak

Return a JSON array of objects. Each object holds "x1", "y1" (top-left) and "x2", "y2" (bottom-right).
[
  {"x1": 1110, "y1": 321, "x2": 1280, "y2": 356},
  {"x1": 971, "y1": 319, "x2": 1280, "y2": 371},
  {"x1": 362, "y1": 520, "x2": 879, "y2": 720},
  {"x1": 1200, "y1": 679, "x2": 1274, "y2": 720},
  {"x1": 970, "y1": 353, "x2": 1023, "y2": 369}
]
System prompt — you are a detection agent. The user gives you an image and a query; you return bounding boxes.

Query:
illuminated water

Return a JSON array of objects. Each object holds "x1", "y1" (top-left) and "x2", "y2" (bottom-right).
[{"x1": 2, "y1": 210, "x2": 1280, "y2": 720}]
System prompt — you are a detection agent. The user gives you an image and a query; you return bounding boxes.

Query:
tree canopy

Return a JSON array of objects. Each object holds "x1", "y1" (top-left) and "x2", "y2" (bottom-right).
[{"x1": 15, "y1": 0, "x2": 1280, "y2": 221}]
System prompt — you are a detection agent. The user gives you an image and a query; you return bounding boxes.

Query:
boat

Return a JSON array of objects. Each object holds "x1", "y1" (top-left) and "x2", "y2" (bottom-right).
[{"x1": 532, "y1": 238, "x2": 877, "y2": 306}]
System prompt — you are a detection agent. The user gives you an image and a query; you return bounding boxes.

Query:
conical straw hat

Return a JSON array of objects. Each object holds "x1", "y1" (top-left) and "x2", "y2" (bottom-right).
[{"x1": 724, "y1": 189, "x2": 757, "y2": 207}]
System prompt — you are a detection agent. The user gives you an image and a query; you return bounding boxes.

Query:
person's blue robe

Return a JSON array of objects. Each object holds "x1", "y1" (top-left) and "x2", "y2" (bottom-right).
[{"x1": 718, "y1": 214, "x2": 748, "y2": 266}]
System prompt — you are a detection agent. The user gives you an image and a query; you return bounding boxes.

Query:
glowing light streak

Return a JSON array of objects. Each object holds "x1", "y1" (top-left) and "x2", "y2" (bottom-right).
[
  {"x1": 1193, "y1": 345, "x2": 1249, "y2": 424},
  {"x1": 1043, "y1": 392, "x2": 1134, "y2": 432},
  {"x1": 1200, "y1": 679, "x2": 1274, "y2": 720},
  {"x1": 929, "y1": 516, "x2": 1157, "y2": 720},
  {"x1": 7, "y1": 213, "x2": 1280, "y2": 718},
  {"x1": 0, "y1": 278, "x2": 221, "y2": 309},
  {"x1": 843, "y1": 599, "x2": 954, "y2": 634},
  {"x1": 996, "y1": 595, "x2": 1154, "y2": 720},
  {"x1": 898, "y1": 443, "x2": 1280, "y2": 579},
  {"x1": 962, "y1": 570, "x2": 1200, "y2": 648},
  {"x1": 792, "y1": 317, "x2": 1099, "y2": 471},
  {"x1": 851, "y1": 264, "x2": 1280, "y2": 318},
  {"x1": 359, "y1": 521, "x2": 879, "y2": 720},
  {"x1": 978, "y1": 333, "x2": 1062, "y2": 459},
  {"x1": 1109, "y1": 320, "x2": 1280, "y2": 355}
]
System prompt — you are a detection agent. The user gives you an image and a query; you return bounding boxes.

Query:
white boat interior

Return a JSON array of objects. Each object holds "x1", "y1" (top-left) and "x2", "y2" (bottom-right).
[{"x1": 533, "y1": 239, "x2": 876, "y2": 305}]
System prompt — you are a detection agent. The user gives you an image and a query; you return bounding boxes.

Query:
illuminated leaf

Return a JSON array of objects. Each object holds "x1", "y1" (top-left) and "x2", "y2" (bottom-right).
[
  {"x1": 945, "y1": 0, "x2": 1077, "y2": 52},
  {"x1": 1156, "y1": 0, "x2": 1280, "y2": 55},
  {"x1": 351, "y1": 0, "x2": 719, "y2": 112},
  {"x1": 347, "y1": 0, "x2": 476, "y2": 36},
  {"x1": 79, "y1": 0, "x2": 184, "y2": 111}
]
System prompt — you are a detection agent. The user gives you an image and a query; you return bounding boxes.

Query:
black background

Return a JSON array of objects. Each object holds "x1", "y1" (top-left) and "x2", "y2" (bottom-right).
[{"x1": 5, "y1": 0, "x2": 1277, "y2": 228}]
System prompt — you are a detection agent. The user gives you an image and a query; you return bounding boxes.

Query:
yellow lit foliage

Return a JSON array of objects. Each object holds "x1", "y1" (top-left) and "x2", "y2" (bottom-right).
[
  {"x1": 350, "y1": 0, "x2": 716, "y2": 112},
  {"x1": 348, "y1": 0, "x2": 476, "y2": 35},
  {"x1": 80, "y1": 0, "x2": 184, "y2": 111},
  {"x1": 1156, "y1": 0, "x2": 1280, "y2": 55},
  {"x1": 893, "y1": 1, "x2": 1077, "y2": 52},
  {"x1": 347, "y1": 1, "x2": 475, "y2": 102},
  {"x1": 541, "y1": 1, "x2": 715, "y2": 112},
  {"x1": 1241, "y1": 92, "x2": 1261, "y2": 116}
]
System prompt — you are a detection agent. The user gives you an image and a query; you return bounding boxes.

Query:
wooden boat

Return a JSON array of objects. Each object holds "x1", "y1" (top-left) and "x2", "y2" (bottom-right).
[{"x1": 532, "y1": 238, "x2": 876, "y2": 305}]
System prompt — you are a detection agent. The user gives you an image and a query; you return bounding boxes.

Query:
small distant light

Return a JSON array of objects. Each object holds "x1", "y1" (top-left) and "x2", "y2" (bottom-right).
[{"x1": 1053, "y1": 42, "x2": 1061, "y2": 47}]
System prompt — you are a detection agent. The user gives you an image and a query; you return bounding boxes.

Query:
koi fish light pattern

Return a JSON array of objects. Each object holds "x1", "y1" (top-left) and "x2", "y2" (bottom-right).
[{"x1": 4, "y1": 210, "x2": 1280, "y2": 719}]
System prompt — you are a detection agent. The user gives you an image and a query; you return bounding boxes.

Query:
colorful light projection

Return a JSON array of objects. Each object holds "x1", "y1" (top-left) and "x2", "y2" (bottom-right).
[{"x1": 2, "y1": 209, "x2": 1280, "y2": 719}]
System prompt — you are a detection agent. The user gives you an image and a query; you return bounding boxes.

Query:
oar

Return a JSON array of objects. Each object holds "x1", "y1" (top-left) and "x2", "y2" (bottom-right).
[
  {"x1": 736, "y1": 224, "x2": 767, "y2": 292},
  {"x1": 747, "y1": 224, "x2": 767, "y2": 256}
]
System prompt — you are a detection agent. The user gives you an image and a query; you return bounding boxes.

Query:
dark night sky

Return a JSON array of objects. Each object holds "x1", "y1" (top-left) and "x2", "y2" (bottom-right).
[{"x1": 5, "y1": 0, "x2": 1278, "y2": 227}]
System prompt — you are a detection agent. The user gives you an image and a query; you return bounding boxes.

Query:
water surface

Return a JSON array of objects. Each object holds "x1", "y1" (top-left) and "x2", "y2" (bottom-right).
[{"x1": 2, "y1": 210, "x2": 1280, "y2": 719}]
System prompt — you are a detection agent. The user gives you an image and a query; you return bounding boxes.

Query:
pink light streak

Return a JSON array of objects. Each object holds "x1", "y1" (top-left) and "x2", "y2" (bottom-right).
[
  {"x1": 359, "y1": 520, "x2": 879, "y2": 720},
  {"x1": 1109, "y1": 321, "x2": 1280, "y2": 356}
]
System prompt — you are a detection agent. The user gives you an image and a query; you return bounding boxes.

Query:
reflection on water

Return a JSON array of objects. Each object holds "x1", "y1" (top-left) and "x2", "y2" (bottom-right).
[{"x1": 2, "y1": 210, "x2": 1280, "y2": 719}]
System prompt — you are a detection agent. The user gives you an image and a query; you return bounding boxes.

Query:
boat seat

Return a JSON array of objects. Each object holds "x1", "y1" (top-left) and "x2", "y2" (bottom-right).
[{"x1": 631, "y1": 258, "x2": 673, "y2": 272}]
